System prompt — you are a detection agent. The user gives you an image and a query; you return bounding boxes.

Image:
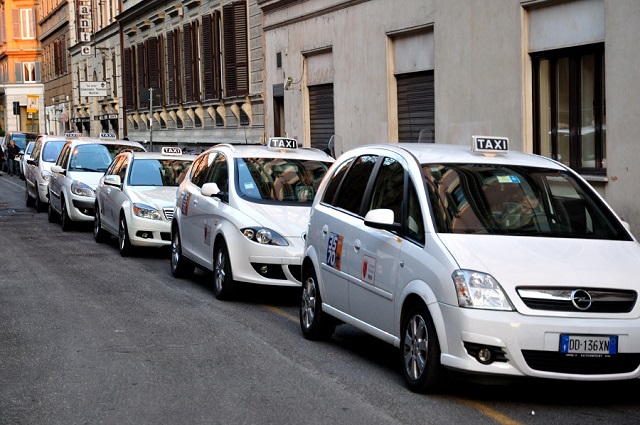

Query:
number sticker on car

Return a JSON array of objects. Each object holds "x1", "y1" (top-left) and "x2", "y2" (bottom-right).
[{"x1": 326, "y1": 232, "x2": 343, "y2": 271}]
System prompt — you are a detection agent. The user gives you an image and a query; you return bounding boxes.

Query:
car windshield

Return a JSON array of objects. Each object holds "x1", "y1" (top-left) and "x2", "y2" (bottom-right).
[
  {"x1": 42, "y1": 141, "x2": 65, "y2": 162},
  {"x1": 129, "y1": 158, "x2": 194, "y2": 186},
  {"x1": 423, "y1": 163, "x2": 630, "y2": 240},
  {"x1": 69, "y1": 144, "x2": 143, "y2": 172},
  {"x1": 236, "y1": 157, "x2": 332, "y2": 203},
  {"x1": 25, "y1": 142, "x2": 35, "y2": 155}
]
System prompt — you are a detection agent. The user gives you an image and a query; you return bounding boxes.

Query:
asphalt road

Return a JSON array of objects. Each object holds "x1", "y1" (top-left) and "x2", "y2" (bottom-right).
[{"x1": 1, "y1": 174, "x2": 640, "y2": 425}]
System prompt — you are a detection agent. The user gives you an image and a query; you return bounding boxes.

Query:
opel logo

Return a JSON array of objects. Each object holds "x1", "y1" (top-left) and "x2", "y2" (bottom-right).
[{"x1": 570, "y1": 289, "x2": 593, "y2": 311}]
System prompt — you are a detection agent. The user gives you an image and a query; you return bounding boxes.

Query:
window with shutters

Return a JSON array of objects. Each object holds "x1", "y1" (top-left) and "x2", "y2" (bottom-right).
[
  {"x1": 223, "y1": 1, "x2": 249, "y2": 98},
  {"x1": 123, "y1": 46, "x2": 136, "y2": 110},
  {"x1": 202, "y1": 12, "x2": 221, "y2": 100},
  {"x1": 147, "y1": 37, "x2": 162, "y2": 104},
  {"x1": 15, "y1": 62, "x2": 40, "y2": 83},
  {"x1": 167, "y1": 28, "x2": 182, "y2": 105},
  {"x1": 183, "y1": 22, "x2": 200, "y2": 102},
  {"x1": 137, "y1": 42, "x2": 148, "y2": 109},
  {"x1": 14, "y1": 9, "x2": 35, "y2": 39}
]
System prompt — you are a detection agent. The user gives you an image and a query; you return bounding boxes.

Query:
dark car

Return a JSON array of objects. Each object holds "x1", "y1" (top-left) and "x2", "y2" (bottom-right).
[{"x1": 1, "y1": 131, "x2": 39, "y2": 172}]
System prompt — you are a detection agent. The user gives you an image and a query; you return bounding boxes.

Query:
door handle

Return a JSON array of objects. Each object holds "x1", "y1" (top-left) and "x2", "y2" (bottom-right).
[
  {"x1": 322, "y1": 224, "x2": 328, "y2": 237},
  {"x1": 354, "y1": 239, "x2": 361, "y2": 253}
]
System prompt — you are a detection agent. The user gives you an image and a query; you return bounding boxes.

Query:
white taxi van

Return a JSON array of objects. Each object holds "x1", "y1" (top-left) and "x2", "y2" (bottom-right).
[
  {"x1": 301, "y1": 136, "x2": 640, "y2": 393},
  {"x1": 171, "y1": 138, "x2": 334, "y2": 299},
  {"x1": 47, "y1": 136, "x2": 145, "y2": 231},
  {"x1": 94, "y1": 147, "x2": 195, "y2": 256}
]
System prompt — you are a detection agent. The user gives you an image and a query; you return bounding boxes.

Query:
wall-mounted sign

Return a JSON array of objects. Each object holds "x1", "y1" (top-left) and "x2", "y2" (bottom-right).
[
  {"x1": 27, "y1": 95, "x2": 39, "y2": 113},
  {"x1": 80, "y1": 81, "x2": 107, "y2": 97}
]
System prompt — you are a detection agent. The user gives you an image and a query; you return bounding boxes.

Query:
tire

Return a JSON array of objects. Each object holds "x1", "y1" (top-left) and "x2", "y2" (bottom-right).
[
  {"x1": 47, "y1": 193, "x2": 59, "y2": 223},
  {"x1": 25, "y1": 184, "x2": 35, "y2": 207},
  {"x1": 212, "y1": 240, "x2": 234, "y2": 300},
  {"x1": 60, "y1": 198, "x2": 73, "y2": 232},
  {"x1": 93, "y1": 206, "x2": 109, "y2": 243},
  {"x1": 300, "y1": 267, "x2": 336, "y2": 340},
  {"x1": 170, "y1": 227, "x2": 193, "y2": 278},
  {"x1": 400, "y1": 303, "x2": 445, "y2": 393},
  {"x1": 35, "y1": 192, "x2": 46, "y2": 213},
  {"x1": 118, "y1": 215, "x2": 133, "y2": 257}
]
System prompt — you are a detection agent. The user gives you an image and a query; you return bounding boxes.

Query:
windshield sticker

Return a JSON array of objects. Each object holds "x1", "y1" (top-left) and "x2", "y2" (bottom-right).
[
  {"x1": 497, "y1": 175, "x2": 520, "y2": 184},
  {"x1": 362, "y1": 255, "x2": 376, "y2": 285},
  {"x1": 244, "y1": 182, "x2": 256, "y2": 190},
  {"x1": 327, "y1": 232, "x2": 343, "y2": 270}
]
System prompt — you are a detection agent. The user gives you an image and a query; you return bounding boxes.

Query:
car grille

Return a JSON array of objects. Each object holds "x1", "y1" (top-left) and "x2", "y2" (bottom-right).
[
  {"x1": 517, "y1": 287, "x2": 637, "y2": 313},
  {"x1": 163, "y1": 207, "x2": 174, "y2": 221},
  {"x1": 522, "y1": 350, "x2": 640, "y2": 375}
]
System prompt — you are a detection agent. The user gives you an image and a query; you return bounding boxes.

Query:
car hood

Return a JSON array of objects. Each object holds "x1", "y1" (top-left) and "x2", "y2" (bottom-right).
[
  {"x1": 437, "y1": 234, "x2": 640, "y2": 290},
  {"x1": 235, "y1": 199, "x2": 310, "y2": 238},
  {"x1": 128, "y1": 186, "x2": 178, "y2": 209},
  {"x1": 67, "y1": 171, "x2": 104, "y2": 190}
]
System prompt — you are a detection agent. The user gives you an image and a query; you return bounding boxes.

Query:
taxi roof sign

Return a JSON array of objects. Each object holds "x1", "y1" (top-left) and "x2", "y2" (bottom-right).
[
  {"x1": 65, "y1": 132, "x2": 81, "y2": 138},
  {"x1": 472, "y1": 136, "x2": 509, "y2": 155},
  {"x1": 267, "y1": 137, "x2": 298, "y2": 150},
  {"x1": 161, "y1": 147, "x2": 182, "y2": 155},
  {"x1": 99, "y1": 132, "x2": 117, "y2": 139}
]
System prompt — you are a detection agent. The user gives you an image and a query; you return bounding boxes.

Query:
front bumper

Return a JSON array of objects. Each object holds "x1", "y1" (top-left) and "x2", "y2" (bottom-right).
[
  {"x1": 127, "y1": 214, "x2": 172, "y2": 248},
  {"x1": 437, "y1": 303, "x2": 640, "y2": 381}
]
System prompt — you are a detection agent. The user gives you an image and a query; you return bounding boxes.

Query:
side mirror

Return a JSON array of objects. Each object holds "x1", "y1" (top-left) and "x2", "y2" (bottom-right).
[
  {"x1": 202, "y1": 182, "x2": 223, "y2": 198},
  {"x1": 27, "y1": 158, "x2": 36, "y2": 166},
  {"x1": 103, "y1": 174, "x2": 122, "y2": 187},
  {"x1": 364, "y1": 208, "x2": 401, "y2": 232},
  {"x1": 50, "y1": 165, "x2": 65, "y2": 174}
]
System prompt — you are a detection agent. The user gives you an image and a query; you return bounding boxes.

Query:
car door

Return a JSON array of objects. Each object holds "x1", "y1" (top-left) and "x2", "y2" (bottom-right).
[
  {"x1": 49, "y1": 142, "x2": 71, "y2": 213},
  {"x1": 178, "y1": 152, "x2": 213, "y2": 257},
  {"x1": 25, "y1": 140, "x2": 42, "y2": 198},
  {"x1": 100, "y1": 155, "x2": 128, "y2": 233},
  {"x1": 190, "y1": 153, "x2": 230, "y2": 267},
  {"x1": 313, "y1": 154, "x2": 378, "y2": 315},
  {"x1": 346, "y1": 155, "x2": 407, "y2": 335}
]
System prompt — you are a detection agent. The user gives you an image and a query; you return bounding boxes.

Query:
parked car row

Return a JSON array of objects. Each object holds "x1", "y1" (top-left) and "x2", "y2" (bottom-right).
[{"x1": 21, "y1": 134, "x2": 640, "y2": 394}]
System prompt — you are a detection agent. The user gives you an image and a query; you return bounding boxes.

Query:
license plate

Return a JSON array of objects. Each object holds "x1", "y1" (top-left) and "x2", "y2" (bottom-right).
[{"x1": 560, "y1": 335, "x2": 618, "y2": 355}]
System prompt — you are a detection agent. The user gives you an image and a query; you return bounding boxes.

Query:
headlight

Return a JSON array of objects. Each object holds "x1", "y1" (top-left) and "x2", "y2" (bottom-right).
[
  {"x1": 241, "y1": 227, "x2": 288, "y2": 246},
  {"x1": 133, "y1": 203, "x2": 162, "y2": 220},
  {"x1": 452, "y1": 270, "x2": 513, "y2": 310},
  {"x1": 41, "y1": 170, "x2": 52, "y2": 181},
  {"x1": 71, "y1": 180, "x2": 95, "y2": 197}
]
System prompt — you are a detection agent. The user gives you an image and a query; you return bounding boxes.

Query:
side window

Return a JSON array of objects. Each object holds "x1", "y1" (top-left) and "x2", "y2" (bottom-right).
[
  {"x1": 117, "y1": 157, "x2": 130, "y2": 182},
  {"x1": 30, "y1": 140, "x2": 42, "y2": 162},
  {"x1": 405, "y1": 179, "x2": 425, "y2": 244},
  {"x1": 204, "y1": 154, "x2": 229, "y2": 192},
  {"x1": 105, "y1": 155, "x2": 122, "y2": 176},
  {"x1": 330, "y1": 155, "x2": 378, "y2": 215},
  {"x1": 56, "y1": 143, "x2": 71, "y2": 168},
  {"x1": 322, "y1": 157, "x2": 354, "y2": 204},
  {"x1": 367, "y1": 157, "x2": 404, "y2": 222},
  {"x1": 190, "y1": 153, "x2": 211, "y2": 188}
]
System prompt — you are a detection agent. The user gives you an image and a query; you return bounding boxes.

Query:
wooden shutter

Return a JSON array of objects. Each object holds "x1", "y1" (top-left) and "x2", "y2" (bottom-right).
[
  {"x1": 137, "y1": 42, "x2": 148, "y2": 108},
  {"x1": 148, "y1": 37, "x2": 158, "y2": 89},
  {"x1": 223, "y1": 1, "x2": 248, "y2": 98},
  {"x1": 167, "y1": 31, "x2": 175, "y2": 104},
  {"x1": 202, "y1": 12, "x2": 221, "y2": 100},
  {"x1": 183, "y1": 22, "x2": 193, "y2": 102},
  {"x1": 15, "y1": 62, "x2": 23, "y2": 83},
  {"x1": 157, "y1": 34, "x2": 165, "y2": 104},
  {"x1": 124, "y1": 47, "x2": 134, "y2": 110}
]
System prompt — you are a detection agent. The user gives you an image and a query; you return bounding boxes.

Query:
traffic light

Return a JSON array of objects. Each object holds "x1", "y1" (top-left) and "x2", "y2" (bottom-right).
[{"x1": 13, "y1": 101, "x2": 19, "y2": 115}]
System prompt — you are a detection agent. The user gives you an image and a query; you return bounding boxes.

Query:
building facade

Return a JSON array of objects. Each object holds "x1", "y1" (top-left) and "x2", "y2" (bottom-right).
[
  {"x1": 117, "y1": 0, "x2": 265, "y2": 152},
  {"x1": 40, "y1": 0, "x2": 73, "y2": 135},
  {"x1": 258, "y1": 0, "x2": 640, "y2": 235},
  {"x1": 0, "y1": 0, "x2": 44, "y2": 134}
]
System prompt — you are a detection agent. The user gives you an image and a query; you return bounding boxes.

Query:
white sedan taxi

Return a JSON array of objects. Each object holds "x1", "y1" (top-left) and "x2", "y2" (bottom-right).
[
  {"x1": 171, "y1": 138, "x2": 334, "y2": 300},
  {"x1": 300, "y1": 136, "x2": 640, "y2": 393},
  {"x1": 94, "y1": 147, "x2": 195, "y2": 256},
  {"x1": 47, "y1": 137, "x2": 145, "y2": 231}
]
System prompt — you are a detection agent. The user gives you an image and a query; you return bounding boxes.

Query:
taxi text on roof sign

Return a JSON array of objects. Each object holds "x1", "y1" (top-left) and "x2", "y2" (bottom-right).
[
  {"x1": 472, "y1": 135, "x2": 509, "y2": 155},
  {"x1": 99, "y1": 132, "x2": 117, "y2": 139},
  {"x1": 65, "y1": 132, "x2": 81, "y2": 138},
  {"x1": 162, "y1": 147, "x2": 182, "y2": 155},
  {"x1": 267, "y1": 137, "x2": 298, "y2": 150}
]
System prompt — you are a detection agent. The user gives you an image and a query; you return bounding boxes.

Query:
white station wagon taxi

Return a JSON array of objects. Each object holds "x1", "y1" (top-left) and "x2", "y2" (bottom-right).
[
  {"x1": 94, "y1": 147, "x2": 195, "y2": 256},
  {"x1": 171, "y1": 138, "x2": 334, "y2": 299},
  {"x1": 300, "y1": 136, "x2": 640, "y2": 392}
]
